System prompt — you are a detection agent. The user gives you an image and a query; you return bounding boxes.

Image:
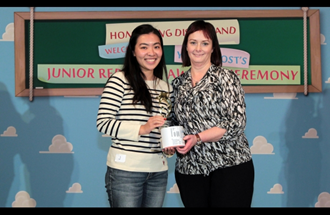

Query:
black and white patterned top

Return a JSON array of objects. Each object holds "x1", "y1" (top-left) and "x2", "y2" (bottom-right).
[{"x1": 171, "y1": 64, "x2": 252, "y2": 176}]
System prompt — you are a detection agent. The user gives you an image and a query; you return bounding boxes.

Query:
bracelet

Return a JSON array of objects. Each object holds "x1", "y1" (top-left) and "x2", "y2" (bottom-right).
[{"x1": 195, "y1": 133, "x2": 202, "y2": 145}]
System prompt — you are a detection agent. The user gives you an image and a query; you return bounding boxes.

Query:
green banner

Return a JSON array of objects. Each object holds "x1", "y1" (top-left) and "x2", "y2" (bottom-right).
[{"x1": 38, "y1": 64, "x2": 300, "y2": 85}]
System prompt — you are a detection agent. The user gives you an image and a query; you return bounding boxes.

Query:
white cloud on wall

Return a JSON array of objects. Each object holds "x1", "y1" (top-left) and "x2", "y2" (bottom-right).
[
  {"x1": 267, "y1": 184, "x2": 284, "y2": 194},
  {"x1": 66, "y1": 183, "x2": 83, "y2": 193},
  {"x1": 39, "y1": 134, "x2": 74, "y2": 153},
  {"x1": 12, "y1": 191, "x2": 36, "y2": 207},
  {"x1": 0, "y1": 23, "x2": 14, "y2": 41},
  {"x1": 1, "y1": 126, "x2": 18, "y2": 137},
  {"x1": 250, "y1": 136, "x2": 274, "y2": 154},
  {"x1": 325, "y1": 78, "x2": 330, "y2": 83},
  {"x1": 167, "y1": 183, "x2": 180, "y2": 193},
  {"x1": 264, "y1": 93, "x2": 298, "y2": 99},
  {"x1": 315, "y1": 192, "x2": 330, "y2": 207},
  {"x1": 321, "y1": 34, "x2": 326, "y2": 45},
  {"x1": 302, "y1": 128, "x2": 319, "y2": 139}
]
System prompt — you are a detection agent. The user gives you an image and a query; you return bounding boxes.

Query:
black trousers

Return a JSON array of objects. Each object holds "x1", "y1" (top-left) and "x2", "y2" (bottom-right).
[{"x1": 175, "y1": 160, "x2": 254, "y2": 207}]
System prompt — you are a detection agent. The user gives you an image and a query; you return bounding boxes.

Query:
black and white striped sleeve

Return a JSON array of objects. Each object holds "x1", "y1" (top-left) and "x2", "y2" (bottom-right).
[{"x1": 96, "y1": 74, "x2": 140, "y2": 141}]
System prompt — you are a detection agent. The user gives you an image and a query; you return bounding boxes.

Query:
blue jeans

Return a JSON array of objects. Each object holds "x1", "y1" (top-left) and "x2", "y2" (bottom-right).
[{"x1": 105, "y1": 166, "x2": 168, "y2": 207}]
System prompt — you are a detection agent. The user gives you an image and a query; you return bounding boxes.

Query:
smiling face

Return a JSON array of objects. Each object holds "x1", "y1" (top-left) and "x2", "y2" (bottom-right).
[
  {"x1": 133, "y1": 33, "x2": 163, "y2": 78},
  {"x1": 186, "y1": 30, "x2": 213, "y2": 67}
]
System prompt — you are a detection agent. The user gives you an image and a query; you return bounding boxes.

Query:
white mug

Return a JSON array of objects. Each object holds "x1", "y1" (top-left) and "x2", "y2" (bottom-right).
[{"x1": 160, "y1": 126, "x2": 185, "y2": 149}]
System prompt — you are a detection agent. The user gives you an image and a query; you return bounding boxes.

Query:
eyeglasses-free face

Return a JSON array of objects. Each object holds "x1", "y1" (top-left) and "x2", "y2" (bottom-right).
[
  {"x1": 133, "y1": 33, "x2": 163, "y2": 79},
  {"x1": 186, "y1": 30, "x2": 213, "y2": 67}
]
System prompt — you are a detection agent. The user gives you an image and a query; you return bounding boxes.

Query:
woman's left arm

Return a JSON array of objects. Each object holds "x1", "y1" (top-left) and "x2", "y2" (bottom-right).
[
  {"x1": 176, "y1": 127, "x2": 226, "y2": 155},
  {"x1": 216, "y1": 69, "x2": 247, "y2": 140}
]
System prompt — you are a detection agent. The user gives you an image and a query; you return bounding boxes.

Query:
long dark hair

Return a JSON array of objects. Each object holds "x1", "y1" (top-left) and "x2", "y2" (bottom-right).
[
  {"x1": 181, "y1": 20, "x2": 222, "y2": 67},
  {"x1": 121, "y1": 24, "x2": 169, "y2": 113}
]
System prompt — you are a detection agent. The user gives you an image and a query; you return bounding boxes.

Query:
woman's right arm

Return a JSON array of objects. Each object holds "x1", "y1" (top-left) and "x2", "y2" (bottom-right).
[
  {"x1": 96, "y1": 74, "x2": 166, "y2": 141},
  {"x1": 96, "y1": 75, "x2": 141, "y2": 141}
]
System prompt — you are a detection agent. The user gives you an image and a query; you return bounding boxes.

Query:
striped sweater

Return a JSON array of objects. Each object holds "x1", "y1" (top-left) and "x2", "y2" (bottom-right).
[{"x1": 96, "y1": 71, "x2": 173, "y2": 172}]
